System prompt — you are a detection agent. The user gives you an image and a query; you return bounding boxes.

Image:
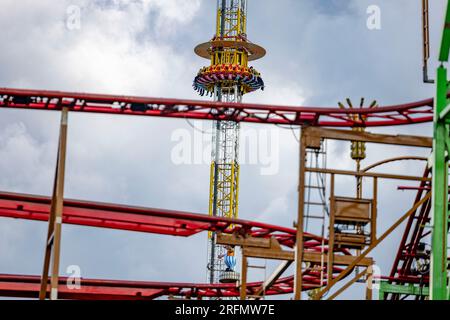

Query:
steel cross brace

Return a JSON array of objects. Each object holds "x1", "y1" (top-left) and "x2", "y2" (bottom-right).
[{"x1": 378, "y1": 282, "x2": 429, "y2": 300}]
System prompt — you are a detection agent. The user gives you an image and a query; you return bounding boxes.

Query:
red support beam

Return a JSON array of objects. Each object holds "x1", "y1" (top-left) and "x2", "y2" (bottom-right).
[
  {"x1": 0, "y1": 191, "x2": 354, "y2": 299},
  {"x1": 0, "y1": 191, "x2": 298, "y2": 244},
  {"x1": 0, "y1": 87, "x2": 434, "y2": 127},
  {"x1": 387, "y1": 168, "x2": 433, "y2": 299},
  {"x1": 0, "y1": 191, "x2": 340, "y2": 251},
  {"x1": 0, "y1": 271, "x2": 343, "y2": 300}
]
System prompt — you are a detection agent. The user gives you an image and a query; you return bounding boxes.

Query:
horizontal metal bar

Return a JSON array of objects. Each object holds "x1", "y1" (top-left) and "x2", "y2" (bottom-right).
[
  {"x1": 303, "y1": 127, "x2": 432, "y2": 148},
  {"x1": 305, "y1": 202, "x2": 326, "y2": 206},
  {"x1": 304, "y1": 215, "x2": 325, "y2": 220},
  {"x1": 380, "y1": 282, "x2": 429, "y2": 296},
  {"x1": 248, "y1": 265, "x2": 267, "y2": 270},
  {"x1": 306, "y1": 168, "x2": 431, "y2": 182}
]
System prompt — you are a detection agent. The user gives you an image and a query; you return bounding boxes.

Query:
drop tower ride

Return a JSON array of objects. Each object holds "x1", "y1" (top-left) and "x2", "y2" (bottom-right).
[{"x1": 193, "y1": 0, "x2": 265, "y2": 284}]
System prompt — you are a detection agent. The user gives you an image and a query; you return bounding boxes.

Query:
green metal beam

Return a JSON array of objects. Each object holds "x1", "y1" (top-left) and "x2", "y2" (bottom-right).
[
  {"x1": 440, "y1": 1, "x2": 450, "y2": 62},
  {"x1": 431, "y1": 0, "x2": 450, "y2": 301},
  {"x1": 378, "y1": 282, "x2": 429, "y2": 300},
  {"x1": 431, "y1": 66, "x2": 450, "y2": 300}
]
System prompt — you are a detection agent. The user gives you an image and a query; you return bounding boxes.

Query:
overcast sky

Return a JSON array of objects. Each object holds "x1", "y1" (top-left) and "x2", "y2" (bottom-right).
[{"x1": 0, "y1": 0, "x2": 446, "y2": 300}]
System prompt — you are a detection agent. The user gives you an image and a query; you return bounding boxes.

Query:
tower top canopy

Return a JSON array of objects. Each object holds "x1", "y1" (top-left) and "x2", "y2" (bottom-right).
[
  {"x1": 193, "y1": 0, "x2": 265, "y2": 97},
  {"x1": 194, "y1": 40, "x2": 266, "y2": 62}
]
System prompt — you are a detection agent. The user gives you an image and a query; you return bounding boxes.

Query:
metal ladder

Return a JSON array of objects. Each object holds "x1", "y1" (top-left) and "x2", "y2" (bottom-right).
[{"x1": 304, "y1": 141, "x2": 329, "y2": 286}]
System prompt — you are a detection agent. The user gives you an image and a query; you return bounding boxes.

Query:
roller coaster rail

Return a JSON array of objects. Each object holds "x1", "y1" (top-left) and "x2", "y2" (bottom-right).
[{"x1": 0, "y1": 88, "x2": 435, "y2": 127}]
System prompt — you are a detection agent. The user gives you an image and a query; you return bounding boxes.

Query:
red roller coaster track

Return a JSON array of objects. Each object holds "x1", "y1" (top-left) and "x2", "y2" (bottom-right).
[
  {"x1": 0, "y1": 88, "x2": 434, "y2": 127},
  {"x1": 384, "y1": 168, "x2": 448, "y2": 299},
  {"x1": 0, "y1": 87, "x2": 437, "y2": 299},
  {"x1": 0, "y1": 191, "x2": 349, "y2": 299}
]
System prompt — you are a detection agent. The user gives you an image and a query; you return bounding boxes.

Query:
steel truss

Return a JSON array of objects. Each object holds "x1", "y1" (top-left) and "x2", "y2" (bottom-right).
[
  {"x1": 0, "y1": 88, "x2": 434, "y2": 127},
  {"x1": 0, "y1": 190, "x2": 350, "y2": 299}
]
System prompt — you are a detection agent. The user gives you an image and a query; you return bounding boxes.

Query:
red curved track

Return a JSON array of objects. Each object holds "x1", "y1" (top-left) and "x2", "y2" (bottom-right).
[
  {"x1": 385, "y1": 168, "x2": 435, "y2": 299},
  {"x1": 0, "y1": 87, "x2": 436, "y2": 299},
  {"x1": 0, "y1": 88, "x2": 434, "y2": 127},
  {"x1": 0, "y1": 191, "x2": 348, "y2": 299}
]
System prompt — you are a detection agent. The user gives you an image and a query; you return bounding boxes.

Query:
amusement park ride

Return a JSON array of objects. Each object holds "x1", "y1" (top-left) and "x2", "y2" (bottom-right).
[
  {"x1": 0, "y1": 0, "x2": 449, "y2": 300},
  {"x1": 193, "y1": 0, "x2": 265, "y2": 285}
]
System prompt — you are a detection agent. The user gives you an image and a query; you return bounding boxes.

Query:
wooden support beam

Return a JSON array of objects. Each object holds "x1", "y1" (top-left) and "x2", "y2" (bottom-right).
[
  {"x1": 243, "y1": 247, "x2": 294, "y2": 261},
  {"x1": 254, "y1": 261, "x2": 292, "y2": 298},
  {"x1": 306, "y1": 168, "x2": 431, "y2": 182},
  {"x1": 39, "y1": 107, "x2": 69, "y2": 300},
  {"x1": 304, "y1": 252, "x2": 373, "y2": 267},
  {"x1": 327, "y1": 268, "x2": 368, "y2": 300},
  {"x1": 241, "y1": 248, "x2": 373, "y2": 267},
  {"x1": 303, "y1": 127, "x2": 432, "y2": 148},
  {"x1": 366, "y1": 265, "x2": 374, "y2": 300},
  {"x1": 294, "y1": 130, "x2": 306, "y2": 300},
  {"x1": 313, "y1": 192, "x2": 431, "y2": 300},
  {"x1": 217, "y1": 233, "x2": 272, "y2": 249},
  {"x1": 371, "y1": 177, "x2": 378, "y2": 244},
  {"x1": 240, "y1": 254, "x2": 248, "y2": 301},
  {"x1": 327, "y1": 174, "x2": 335, "y2": 283}
]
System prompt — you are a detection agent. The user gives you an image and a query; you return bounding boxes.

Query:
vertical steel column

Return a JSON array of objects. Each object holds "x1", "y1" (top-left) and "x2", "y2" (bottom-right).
[
  {"x1": 39, "y1": 107, "x2": 69, "y2": 300},
  {"x1": 327, "y1": 174, "x2": 336, "y2": 283},
  {"x1": 422, "y1": 0, "x2": 434, "y2": 83},
  {"x1": 371, "y1": 177, "x2": 378, "y2": 243},
  {"x1": 431, "y1": 66, "x2": 449, "y2": 300},
  {"x1": 431, "y1": 1, "x2": 450, "y2": 300},
  {"x1": 240, "y1": 253, "x2": 248, "y2": 300},
  {"x1": 294, "y1": 129, "x2": 306, "y2": 300},
  {"x1": 366, "y1": 265, "x2": 373, "y2": 300}
]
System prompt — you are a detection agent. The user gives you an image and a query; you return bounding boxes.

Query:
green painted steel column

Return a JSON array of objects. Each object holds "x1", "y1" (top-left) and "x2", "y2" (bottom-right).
[
  {"x1": 431, "y1": 66, "x2": 449, "y2": 300},
  {"x1": 430, "y1": 0, "x2": 450, "y2": 300},
  {"x1": 378, "y1": 287, "x2": 385, "y2": 301}
]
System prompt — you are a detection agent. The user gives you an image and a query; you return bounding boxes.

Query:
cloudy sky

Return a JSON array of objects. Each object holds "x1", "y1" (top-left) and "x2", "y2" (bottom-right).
[{"x1": 0, "y1": 0, "x2": 446, "y2": 300}]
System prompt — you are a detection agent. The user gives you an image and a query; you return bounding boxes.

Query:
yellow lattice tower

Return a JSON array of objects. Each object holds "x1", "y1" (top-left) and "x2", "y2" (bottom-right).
[{"x1": 194, "y1": 0, "x2": 265, "y2": 284}]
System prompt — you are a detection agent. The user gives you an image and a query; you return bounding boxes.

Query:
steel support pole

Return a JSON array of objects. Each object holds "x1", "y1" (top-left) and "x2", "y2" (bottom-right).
[
  {"x1": 430, "y1": 66, "x2": 449, "y2": 300},
  {"x1": 431, "y1": 1, "x2": 450, "y2": 299},
  {"x1": 371, "y1": 178, "x2": 378, "y2": 244},
  {"x1": 366, "y1": 265, "x2": 373, "y2": 300},
  {"x1": 294, "y1": 128, "x2": 306, "y2": 300},
  {"x1": 327, "y1": 174, "x2": 335, "y2": 283},
  {"x1": 39, "y1": 107, "x2": 69, "y2": 300},
  {"x1": 240, "y1": 253, "x2": 248, "y2": 300}
]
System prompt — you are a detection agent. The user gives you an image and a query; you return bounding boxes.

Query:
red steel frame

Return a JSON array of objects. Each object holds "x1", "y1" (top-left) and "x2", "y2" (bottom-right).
[
  {"x1": 387, "y1": 167, "x2": 450, "y2": 299},
  {"x1": 0, "y1": 87, "x2": 434, "y2": 127},
  {"x1": 0, "y1": 191, "x2": 349, "y2": 299},
  {"x1": 0, "y1": 273, "x2": 336, "y2": 300},
  {"x1": 0, "y1": 87, "x2": 438, "y2": 299},
  {"x1": 389, "y1": 168, "x2": 432, "y2": 288}
]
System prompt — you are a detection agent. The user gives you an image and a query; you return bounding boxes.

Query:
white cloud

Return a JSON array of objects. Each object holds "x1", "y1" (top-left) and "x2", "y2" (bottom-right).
[{"x1": 0, "y1": 122, "x2": 55, "y2": 194}]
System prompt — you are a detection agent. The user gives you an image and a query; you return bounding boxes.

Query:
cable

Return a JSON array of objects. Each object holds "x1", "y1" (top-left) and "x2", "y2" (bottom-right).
[
  {"x1": 184, "y1": 117, "x2": 212, "y2": 134},
  {"x1": 274, "y1": 124, "x2": 300, "y2": 142}
]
